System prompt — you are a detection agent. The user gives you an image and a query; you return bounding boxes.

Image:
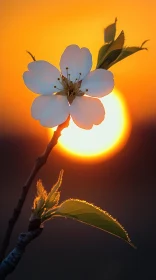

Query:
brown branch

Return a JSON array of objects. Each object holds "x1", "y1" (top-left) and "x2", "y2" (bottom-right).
[
  {"x1": 0, "y1": 116, "x2": 70, "y2": 262},
  {"x1": 0, "y1": 219, "x2": 43, "y2": 279}
]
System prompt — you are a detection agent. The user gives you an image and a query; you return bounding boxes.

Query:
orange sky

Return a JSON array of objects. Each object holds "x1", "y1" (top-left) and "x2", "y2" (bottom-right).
[{"x1": 0, "y1": 0, "x2": 155, "y2": 136}]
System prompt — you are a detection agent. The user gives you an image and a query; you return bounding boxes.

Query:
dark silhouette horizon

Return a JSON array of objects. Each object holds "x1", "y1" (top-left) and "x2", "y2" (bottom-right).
[{"x1": 0, "y1": 122, "x2": 156, "y2": 280}]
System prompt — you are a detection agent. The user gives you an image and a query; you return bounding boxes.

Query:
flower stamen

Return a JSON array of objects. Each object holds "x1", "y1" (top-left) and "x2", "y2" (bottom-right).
[
  {"x1": 54, "y1": 85, "x2": 62, "y2": 91},
  {"x1": 57, "y1": 77, "x2": 64, "y2": 87},
  {"x1": 77, "y1": 72, "x2": 82, "y2": 81},
  {"x1": 65, "y1": 67, "x2": 72, "y2": 84}
]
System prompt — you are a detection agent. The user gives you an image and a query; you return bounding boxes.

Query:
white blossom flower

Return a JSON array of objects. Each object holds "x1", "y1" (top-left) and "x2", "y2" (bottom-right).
[{"x1": 23, "y1": 45, "x2": 114, "y2": 129}]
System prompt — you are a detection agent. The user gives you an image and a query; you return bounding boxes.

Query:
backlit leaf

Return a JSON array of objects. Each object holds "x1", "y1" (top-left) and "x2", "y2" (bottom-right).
[
  {"x1": 54, "y1": 199, "x2": 135, "y2": 247},
  {"x1": 107, "y1": 44, "x2": 148, "y2": 68},
  {"x1": 99, "y1": 49, "x2": 122, "y2": 69},
  {"x1": 45, "y1": 192, "x2": 60, "y2": 209},
  {"x1": 46, "y1": 170, "x2": 63, "y2": 201},
  {"x1": 140, "y1": 39, "x2": 149, "y2": 48},
  {"x1": 33, "y1": 180, "x2": 47, "y2": 213},
  {"x1": 104, "y1": 18, "x2": 117, "y2": 43},
  {"x1": 36, "y1": 180, "x2": 47, "y2": 200},
  {"x1": 97, "y1": 31, "x2": 125, "y2": 69},
  {"x1": 96, "y1": 43, "x2": 112, "y2": 68}
]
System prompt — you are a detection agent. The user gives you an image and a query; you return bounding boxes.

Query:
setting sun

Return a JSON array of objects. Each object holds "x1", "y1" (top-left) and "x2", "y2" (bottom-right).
[{"x1": 51, "y1": 89, "x2": 131, "y2": 161}]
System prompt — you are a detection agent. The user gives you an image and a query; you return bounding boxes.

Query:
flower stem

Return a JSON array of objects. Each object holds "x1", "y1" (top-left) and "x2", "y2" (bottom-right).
[{"x1": 0, "y1": 116, "x2": 70, "y2": 262}]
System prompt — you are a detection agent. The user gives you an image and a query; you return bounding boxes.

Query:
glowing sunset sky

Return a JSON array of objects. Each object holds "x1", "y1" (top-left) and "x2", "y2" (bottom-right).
[
  {"x1": 0, "y1": 0, "x2": 155, "y2": 136},
  {"x1": 0, "y1": 4, "x2": 156, "y2": 279}
]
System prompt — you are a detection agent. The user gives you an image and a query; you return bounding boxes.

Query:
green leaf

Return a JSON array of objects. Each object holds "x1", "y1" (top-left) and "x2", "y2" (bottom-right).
[
  {"x1": 107, "y1": 43, "x2": 148, "y2": 68},
  {"x1": 43, "y1": 170, "x2": 63, "y2": 210},
  {"x1": 104, "y1": 18, "x2": 117, "y2": 43},
  {"x1": 32, "y1": 170, "x2": 64, "y2": 219},
  {"x1": 46, "y1": 170, "x2": 63, "y2": 200},
  {"x1": 36, "y1": 180, "x2": 47, "y2": 199},
  {"x1": 140, "y1": 39, "x2": 149, "y2": 48},
  {"x1": 54, "y1": 199, "x2": 135, "y2": 247},
  {"x1": 45, "y1": 192, "x2": 60, "y2": 209},
  {"x1": 96, "y1": 43, "x2": 112, "y2": 68},
  {"x1": 33, "y1": 180, "x2": 48, "y2": 214},
  {"x1": 97, "y1": 31, "x2": 125, "y2": 69},
  {"x1": 99, "y1": 49, "x2": 123, "y2": 70},
  {"x1": 104, "y1": 30, "x2": 125, "y2": 54}
]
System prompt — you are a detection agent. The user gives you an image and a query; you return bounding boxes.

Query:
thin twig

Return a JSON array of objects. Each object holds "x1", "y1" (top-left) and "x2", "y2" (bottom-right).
[
  {"x1": 0, "y1": 116, "x2": 70, "y2": 262},
  {"x1": 26, "y1": 51, "x2": 36, "y2": 61}
]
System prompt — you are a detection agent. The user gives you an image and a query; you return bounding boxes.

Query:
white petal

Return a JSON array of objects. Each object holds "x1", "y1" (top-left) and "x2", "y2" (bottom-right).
[
  {"x1": 60, "y1": 45, "x2": 92, "y2": 82},
  {"x1": 23, "y1": 60, "x2": 63, "y2": 95},
  {"x1": 31, "y1": 95, "x2": 69, "y2": 127},
  {"x1": 80, "y1": 69, "x2": 114, "y2": 97},
  {"x1": 69, "y1": 96, "x2": 105, "y2": 129}
]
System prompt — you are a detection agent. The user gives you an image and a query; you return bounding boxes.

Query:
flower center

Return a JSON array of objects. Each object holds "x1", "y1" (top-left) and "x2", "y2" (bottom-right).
[
  {"x1": 56, "y1": 81, "x2": 83, "y2": 106},
  {"x1": 65, "y1": 80, "x2": 80, "y2": 104},
  {"x1": 55, "y1": 68, "x2": 85, "y2": 104}
]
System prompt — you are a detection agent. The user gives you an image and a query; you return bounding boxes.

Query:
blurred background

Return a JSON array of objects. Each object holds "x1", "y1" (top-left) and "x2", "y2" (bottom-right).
[{"x1": 0, "y1": 0, "x2": 156, "y2": 279}]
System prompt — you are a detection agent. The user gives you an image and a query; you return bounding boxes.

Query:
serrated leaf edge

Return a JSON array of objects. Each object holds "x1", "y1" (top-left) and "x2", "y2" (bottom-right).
[{"x1": 54, "y1": 199, "x2": 136, "y2": 248}]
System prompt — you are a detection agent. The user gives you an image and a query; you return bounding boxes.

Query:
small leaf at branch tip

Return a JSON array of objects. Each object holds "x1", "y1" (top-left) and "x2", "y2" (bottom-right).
[
  {"x1": 104, "y1": 19, "x2": 117, "y2": 43},
  {"x1": 140, "y1": 39, "x2": 150, "y2": 48},
  {"x1": 97, "y1": 30, "x2": 125, "y2": 69},
  {"x1": 32, "y1": 170, "x2": 64, "y2": 222},
  {"x1": 44, "y1": 169, "x2": 64, "y2": 208},
  {"x1": 36, "y1": 179, "x2": 47, "y2": 199}
]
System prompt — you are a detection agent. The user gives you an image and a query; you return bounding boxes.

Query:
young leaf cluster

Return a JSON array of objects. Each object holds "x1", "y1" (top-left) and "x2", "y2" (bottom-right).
[
  {"x1": 96, "y1": 18, "x2": 148, "y2": 70},
  {"x1": 32, "y1": 170, "x2": 63, "y2": 222},
  {"x1": 32, "y1": 170, "x2": 135, "y2": 247}
]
